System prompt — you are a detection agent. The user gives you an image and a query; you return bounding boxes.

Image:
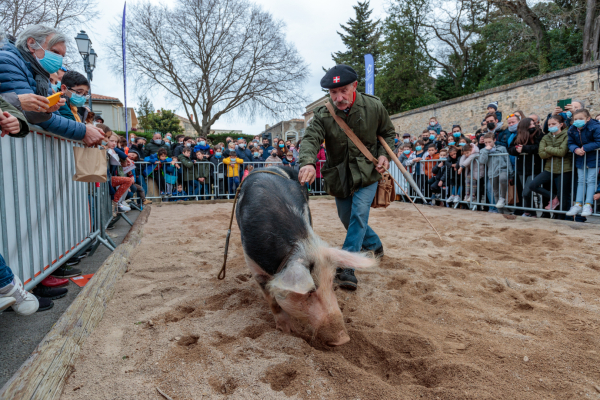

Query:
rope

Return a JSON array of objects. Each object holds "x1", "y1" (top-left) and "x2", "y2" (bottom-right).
[{"x1": 218, "y1": 169, "x2": 289, "y2": 280}]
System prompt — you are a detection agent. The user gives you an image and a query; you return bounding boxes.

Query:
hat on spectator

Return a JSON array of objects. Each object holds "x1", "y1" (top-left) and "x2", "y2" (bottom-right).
[
  {"x1": 129, "y1": 149, "x2": 142, "y2": 160},
  {"x1": 94, "y1": 115, "x2": 104, "y2": 122},
  {"x1": 320, "y1": 64, "x2": 358, "y2": 89},
  {"x1": 487, "y1": 101, "x2": 498, "y2": 111},
  {"x1": 402, "y1": 133, "x2": 410, "y2": 138}
]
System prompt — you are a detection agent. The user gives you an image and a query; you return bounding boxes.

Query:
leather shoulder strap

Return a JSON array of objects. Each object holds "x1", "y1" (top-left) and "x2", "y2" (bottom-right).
[{"x1": 325, "y1": 102, "x2": 378, "y2": 164}]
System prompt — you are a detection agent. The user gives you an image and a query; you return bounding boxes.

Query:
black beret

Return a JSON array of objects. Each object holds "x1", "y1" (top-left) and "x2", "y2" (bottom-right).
[{"x1": 320, "y1": 64, "x2": 358, "y2": 89}]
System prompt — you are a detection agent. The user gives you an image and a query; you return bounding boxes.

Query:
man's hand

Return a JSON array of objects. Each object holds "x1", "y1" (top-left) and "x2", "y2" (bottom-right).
[
  {"x1": 376, "y1": 156, "x2": 389, "y2": 174},
  {"x1": 46, "y1": 98, "x2": 66, "y2": 113},
  {"x1": 413, "y1": 157, "x2": 422, "y2": 162},
  {"x1": 438, "y1": 181, "x2": 443, "y2": 187},
  {"x1": 552, "y1": 106, "x2": 563, "y2": 116},
  {"x1": 298, "y1": 164, "x2": 316, "y2": 185},
  {"x1": 199, "y1": 177, "x2": 205, "y2": 183},
  {"x1": 0, "y1": 111, "x2": 21, "y2": 137},
  {"x1": 594, "y1": 193, "x2": 600, "y2": 201},
  {"x1": 82, "y1": 124, "x2": 105, "y2": 147},
  {"x1": 18, "y1": 93, "x2": 51, "y2": 112},
  {"x1": 575, "y1": 147, "x2": 586, "y2": 156}
]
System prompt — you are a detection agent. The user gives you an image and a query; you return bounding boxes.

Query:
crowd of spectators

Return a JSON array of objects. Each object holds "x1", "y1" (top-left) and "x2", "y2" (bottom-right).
[{"x1": 393, "y1": 101, "x2": 600, "y2": 221}]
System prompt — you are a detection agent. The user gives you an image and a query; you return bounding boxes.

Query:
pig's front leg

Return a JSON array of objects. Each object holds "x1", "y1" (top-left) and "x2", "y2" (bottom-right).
[{"x1": 254, "y1": 274, "x2": 294, "y2": 333}]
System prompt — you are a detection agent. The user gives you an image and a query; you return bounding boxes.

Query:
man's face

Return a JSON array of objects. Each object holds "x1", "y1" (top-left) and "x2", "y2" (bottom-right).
[
  {"x1": 153, "y1": 134, "x2": 161, "y2": 141},
  {"x1": 263, "y1": 139, "x2": 269, "y2": 147},
  {"x1": 529, "y1": 115, "x2": 539, "y2": 126},
  {"x1": 329, "y1": 81, "x2": 358, "y2": 110},
  {"x1": 485, "y1": 116, "x2": 497, "y2": 126},
  {"x1": 572, "y1": 102, "x2": 582, "y2": 111},
  {"x1": 507, "y1": 116, "x2": 519, "y2": 127},
  {"x1": 28, "y1": 34, "x2": 67, "y2": 58}
]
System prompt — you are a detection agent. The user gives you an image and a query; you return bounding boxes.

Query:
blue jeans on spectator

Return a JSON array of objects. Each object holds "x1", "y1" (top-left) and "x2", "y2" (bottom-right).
[
  {"x1": 335, "y1": 181, "x2": 382, "y2": 252},
  {"x1": 228, "y1": 177, "x2": 240, "y2": 195},
  {"x1": 0, "y1": 253, "x2": 14, "y2": 288},
  {"x1": 575, "y1": 167, "x2": 598, "y2": 204},
  {"x1": 192, "y1": 181, "x2": 207, "y2": 197},
  {"x1": 486, "y1": 179, "x2": 498, "y2": 212}
]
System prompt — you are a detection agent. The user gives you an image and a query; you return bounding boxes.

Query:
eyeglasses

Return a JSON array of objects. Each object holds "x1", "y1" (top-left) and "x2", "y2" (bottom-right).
[{"x1": 67, "y1": 87, "x2": 90, "y2": 99}]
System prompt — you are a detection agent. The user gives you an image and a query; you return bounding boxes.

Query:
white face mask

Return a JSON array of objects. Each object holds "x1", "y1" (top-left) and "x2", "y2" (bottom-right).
[{"x1": 403, "y1": 139, "x2": 409, "y2": 143}]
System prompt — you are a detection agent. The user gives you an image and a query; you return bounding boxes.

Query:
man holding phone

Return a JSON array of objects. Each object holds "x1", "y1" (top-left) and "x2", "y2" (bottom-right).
[{"x1": 543, "y1": 99, "x2": 583, "y2": 133}]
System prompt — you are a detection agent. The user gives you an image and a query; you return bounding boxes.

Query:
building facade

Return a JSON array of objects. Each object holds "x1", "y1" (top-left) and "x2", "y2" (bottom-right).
[
  {"x1": 259, "y1": 119, "x2": 305, "y2": 143},
  {"x1": 303, "y1": 95, "x2": 328, "y2": 128},
  {"x1": 90, "y1": 94, "x2": 138, "y2": 132}
]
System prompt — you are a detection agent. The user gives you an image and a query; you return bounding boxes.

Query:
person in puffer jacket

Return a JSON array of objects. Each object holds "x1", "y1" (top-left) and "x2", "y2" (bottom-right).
[
  {"x1": 0, "y1": 26, "x2": 103, "y2": 145},
  {"x1": 479, "y1": 132, "x2": 513, "y2": 209},
  {"x1": 459, "y1": 143, "x2": 483, "y2": 202}
]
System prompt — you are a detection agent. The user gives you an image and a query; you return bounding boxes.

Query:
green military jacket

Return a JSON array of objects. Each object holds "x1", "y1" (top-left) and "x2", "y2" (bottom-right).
[
  {"x1": 299, "y1": 93, "x2": 396, "y2": 198},
  {"x1": 0, "y1": 96, "x2": 29, "y2": 138},
  {"x1": 538, "y1": 128, "x2": 572, "y2": 173},
  {"x1": 179, "y1": 154, "x2": 198, "y2": 182}
]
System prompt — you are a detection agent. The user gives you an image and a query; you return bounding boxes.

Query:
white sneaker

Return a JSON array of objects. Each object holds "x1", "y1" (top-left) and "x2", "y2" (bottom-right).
[
  {"x1": 496, "y1": 198, "x2": 506, "y2": 208},
  {"x1": 0, "y1": 296, "x2": 16, "y2": 312},
  {"x1": 566, "y1": 204, "x2": 583, "y2": 216},
  {"x1": 0, "y1": 276, "x2": 39, "y2": 315},
  {"x1": 118, "y1": 202, "x2": 131, "y2": 212},
  {"x1": 453, "y1": 195, "x2": 461, "y2": 204},
  {"x1": 581, "y1": 204, "x2": 593, "y2": 217},
  {"x1": 446, "y1": 195, "x2": 455, "y2": 203}
]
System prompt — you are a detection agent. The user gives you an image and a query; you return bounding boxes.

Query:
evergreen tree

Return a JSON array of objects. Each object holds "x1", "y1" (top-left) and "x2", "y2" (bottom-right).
[
  {"x1": 148, "y1": 108, "x2": 183, "y2": 135},
  {"x1": 376, "y1": 16, "x2": 437, "y2": 114},
  {"x1": 136, "y1": 95, "x2": 154, "y2": 131},
  {"x1": 331, "y1": 1, "x2": 381, "y2": 93}
]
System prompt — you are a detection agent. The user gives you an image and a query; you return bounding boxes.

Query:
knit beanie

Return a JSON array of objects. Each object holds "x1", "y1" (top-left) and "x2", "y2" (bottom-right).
[{"x1": 487, "y1": 101, "x2": 498, "y2": 111}]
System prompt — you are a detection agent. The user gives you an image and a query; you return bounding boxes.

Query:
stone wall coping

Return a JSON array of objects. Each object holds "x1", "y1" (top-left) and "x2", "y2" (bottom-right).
[{"x1": 390, "y1": 60, "x2": 600, "y2": 120}]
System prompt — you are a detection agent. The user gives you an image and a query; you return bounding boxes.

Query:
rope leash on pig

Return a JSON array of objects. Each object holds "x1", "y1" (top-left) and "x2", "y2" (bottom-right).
[{"x1": 218, "y1": 169, "x2": 290, "y2": 280}]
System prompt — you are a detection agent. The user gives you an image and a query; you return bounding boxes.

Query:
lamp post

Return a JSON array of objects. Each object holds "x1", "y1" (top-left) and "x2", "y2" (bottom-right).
[{"x1": 74, "y1": 30, "x2": 98, "y2": 111}]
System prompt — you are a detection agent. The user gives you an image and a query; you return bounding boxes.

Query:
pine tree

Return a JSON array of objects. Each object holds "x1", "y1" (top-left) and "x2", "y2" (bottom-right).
[
  {"x1": 331, "y1": 1, "x2": 381, "y2": 93},
  {"x1": 136, "y1": 96, "x2": 154, "y2": 131},
  {"x1": 148, "y1": 109, "x2": 183, "y2": 134}
]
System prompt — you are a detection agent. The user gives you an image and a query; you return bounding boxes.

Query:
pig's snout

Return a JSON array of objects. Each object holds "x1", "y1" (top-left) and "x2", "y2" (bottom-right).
[{"x1": 327, "y1": 330, "x2": 350, "y2": 346}]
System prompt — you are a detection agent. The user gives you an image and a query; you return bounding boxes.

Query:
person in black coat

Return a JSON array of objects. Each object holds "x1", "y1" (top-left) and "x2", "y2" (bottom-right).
[{"x1": 508, "y1": 117, "x2": 546, "y2": 214}]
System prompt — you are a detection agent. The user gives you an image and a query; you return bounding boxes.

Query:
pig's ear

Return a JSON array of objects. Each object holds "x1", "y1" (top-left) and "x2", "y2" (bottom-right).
[
  {"x1": 268, "y1": 261, "x2": 315, "y2": 295},
  {"x1": 324, "y1": 248, "x2": 377, "y2": 270}
]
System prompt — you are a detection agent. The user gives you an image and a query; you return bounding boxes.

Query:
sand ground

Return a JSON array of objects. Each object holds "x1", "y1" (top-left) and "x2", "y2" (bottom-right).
[{"x1": 61, "y1": 199, "x2": 600, "y2": 400}]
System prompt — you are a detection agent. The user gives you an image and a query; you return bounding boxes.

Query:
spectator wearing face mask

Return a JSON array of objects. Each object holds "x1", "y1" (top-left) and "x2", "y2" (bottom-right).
[
  {"x1": 145, "y1": 133, "x2": 172, "y2": 157},
  {"x1": 427, "y1": 116, "x2": 442, "y2": 135},
  {"x1": 193, "y1": 136, "x2": 212, "y2": 156},
  {"x1": 235, "y1": 138, "x2": 252, "y2": 162},
  {"x1": 276, "y1": 139, "x2": 287, "y2": 158},
  {"x1": 265, "y1": 148, "x2": 282, "y2": 166},
  {"x1": 260, "y1": 137, "x2": 274, "y2": 161},
  {"x1": 210, "y1": 145, "x2": 227, "y2": 198},
  {"x1": 484, "y1": 112, "x2": 508, "y2": 149},
  {"x1": 505, "y1": 113, "x2": 521, "y2": 169},
  {"x1": 131, "y1": 137, "x2": 147, "y2": 159},
  {"x1": 290, "y1": 140, "x2": 300, "y2": 160},
  {"x1": 543, "y1": 100, "x2": 583, "y2": 133},
  {"x1": 406, "y1": 140, "x2": 427, "y2": 202},
  {"x1": 282, "y1": 150, "x2": 296, "y2": 167},
  {"x1": 420, "y1": 129, "x2": 435, "y2": 152}
]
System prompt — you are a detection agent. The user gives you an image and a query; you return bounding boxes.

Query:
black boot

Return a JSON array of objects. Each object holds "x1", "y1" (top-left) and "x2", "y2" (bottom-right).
[
  {"x1": 33, "y1": 285, "x2": 68, "y2": 300},
  {"x1": 335, "y1": 268, "x2": 358, "y2": 291}
]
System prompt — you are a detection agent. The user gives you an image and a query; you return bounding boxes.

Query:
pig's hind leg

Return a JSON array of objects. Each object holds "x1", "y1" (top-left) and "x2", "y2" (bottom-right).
[{"x1": 253, "y1": 274, "x2": 294, "y2": 333}]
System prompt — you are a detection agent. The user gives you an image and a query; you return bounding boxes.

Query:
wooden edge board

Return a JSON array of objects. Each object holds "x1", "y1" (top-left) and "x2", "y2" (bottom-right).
[{"x1": 0, "y1": 206, "x2": 152, "y2": 400}]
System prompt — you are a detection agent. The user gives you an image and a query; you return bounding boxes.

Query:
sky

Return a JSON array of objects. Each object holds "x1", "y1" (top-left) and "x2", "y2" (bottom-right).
[{"x1": 78, "y1": 0, "x2": 388, "y2": 135}]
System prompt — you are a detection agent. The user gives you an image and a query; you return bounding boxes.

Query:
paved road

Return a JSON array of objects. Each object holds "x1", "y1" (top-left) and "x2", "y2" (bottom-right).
[{"x1": 0, "y1": 210, "x2": 140, "y2": 389}]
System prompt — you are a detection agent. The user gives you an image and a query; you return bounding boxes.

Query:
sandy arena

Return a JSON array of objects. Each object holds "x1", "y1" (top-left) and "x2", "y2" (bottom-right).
[{"x1": 60, "y1": 199, "x2": 600, "y2": 399}]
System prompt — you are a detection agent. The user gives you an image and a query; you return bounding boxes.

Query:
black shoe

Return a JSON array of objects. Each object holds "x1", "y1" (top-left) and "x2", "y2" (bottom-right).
[
  {"x1": 66, "y1": 258, "x2": 80, "y2": 267},
  {"x1": 361, "y1": 245, "x2": 384, "y2": 259},
  {"x1": 334, "y1": 268, "x2": 358, "y2": 291},
  {"x1": 33, "y1": 285, "x2": 68, "y2": 300},
  {"x1": 36, "y1": 295, "x2": 54, "y2": 312},
  {"x1": 51, "y1": 265, "x2": 82, "y2": 278}
]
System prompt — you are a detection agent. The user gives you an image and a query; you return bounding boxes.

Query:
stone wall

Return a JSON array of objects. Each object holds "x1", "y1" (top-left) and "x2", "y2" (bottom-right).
[{"x1": 390, "y1": 61, "x2": 600, "y2": 136}]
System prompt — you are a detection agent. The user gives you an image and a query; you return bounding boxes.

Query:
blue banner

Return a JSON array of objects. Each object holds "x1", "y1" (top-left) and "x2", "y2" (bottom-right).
[
  {"x1": 364, "y1": 53, "x2": 374, "y2": 95},
  {"x1": 122, "y1": 2, "x2": 128, "y2": 142}
]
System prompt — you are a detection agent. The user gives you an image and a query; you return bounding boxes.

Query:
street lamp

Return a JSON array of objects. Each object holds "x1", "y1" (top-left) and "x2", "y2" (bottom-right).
[{"x1": 74, "y1": 30, "x2": 98, "y2": 111}]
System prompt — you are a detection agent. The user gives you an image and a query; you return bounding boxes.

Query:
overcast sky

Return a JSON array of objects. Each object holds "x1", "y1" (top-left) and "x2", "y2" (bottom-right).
[{"x1": 79, "y1": 0, "x2": 388, "y2": 135}]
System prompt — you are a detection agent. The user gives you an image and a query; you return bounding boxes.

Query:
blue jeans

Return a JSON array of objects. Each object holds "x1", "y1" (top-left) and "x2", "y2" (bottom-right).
[
  {"x1": 575, "y1": 167, "x2": 598, "y2": 204},
  {"x1": 335, "y1": 181, "x2": 382, "y2": 252},
  {"x1": 228, "y1": 177, "x2": 240, "y2": 194},
  {"x1": 0, "y1": 253, "x2": 14, "y2": 288},
  {"x1": 486, "y1": 179, "x2": 498, "y2": 211}
]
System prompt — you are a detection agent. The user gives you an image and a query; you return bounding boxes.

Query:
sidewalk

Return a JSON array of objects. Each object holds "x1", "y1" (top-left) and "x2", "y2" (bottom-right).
[{"x1": 0, "y1": 210, "x2": 140, "y2": 389}]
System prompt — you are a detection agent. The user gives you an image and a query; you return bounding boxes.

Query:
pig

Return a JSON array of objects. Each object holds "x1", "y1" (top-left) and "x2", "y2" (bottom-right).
[{"x1": 235, "y1": 166, "x2": 376, "y2": 346}]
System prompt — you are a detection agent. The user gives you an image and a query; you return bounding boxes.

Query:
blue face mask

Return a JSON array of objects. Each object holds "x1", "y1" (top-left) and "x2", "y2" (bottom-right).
[
  {"x1": 403, "y1": 150, "x2": 410, "y2": 154},
  {"x1": 253, "y1": 152, "x2": 259, "y2": 157},
  {"x1": 429, "y1": 135, "x2": 436, "y2": 140},
  {"x1": 508, "y1": 124, "x2": 518, "y2": 133},
  {"x1": 199, "y1": 141, "x2": 206, "y2": 146},
  {"x1": 394, "y1": 138, "x2": 399, "y2": 143},
  {"x1": 548, "y1": 126, "x2": 559, "y2": 133},
  {"x1": 448, "y1": 141, "x2": 455, "y2": 146},
  {"x1": 453, "y1": 132, "x2": 461, "y2": 137},
  {"x1": 215, "y1": 152, "x2": 222, "y2": 158},
  {"x1": 573, "y1": 119, "x2": 586, "y2": 128},
  {"x1": 415, "y1": 146, "x2": 422, "y2": 151},
  {"x1": 279, "y1": 143, "x2": 284, "y2": 148},
  {"x1": 34, "y1": 41, "x2": 63, "y2": 74},
  {"x1": 52, "y1": 81, "x2": 61, "y2": 92},
  {"x1": 565, "y1": 111, "x2": 572, "y2": 118},
  {"x1": 69, "y1": 91, "x2": 87, "y2": 107},
  {"x1": 459, "y1": 142, "x2": 466, "y2": 147}
]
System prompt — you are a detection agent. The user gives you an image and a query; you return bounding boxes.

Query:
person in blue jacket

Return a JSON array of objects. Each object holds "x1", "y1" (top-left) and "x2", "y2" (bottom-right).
[
  {"x1": 566, "y1": 108, "x2": 600, "y2": 217},
  {"x1": 0, "y1": 25, "x2": 103, "y2": 146}
]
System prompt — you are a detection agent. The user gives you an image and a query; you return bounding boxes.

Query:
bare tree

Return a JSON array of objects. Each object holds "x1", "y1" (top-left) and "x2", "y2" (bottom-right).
[
  {"x1": 0, "y1": 0, "x2": 97, "y2": 37},
  {"x1": 108, "y1": 0, "x2": 308, "y2": 136}
]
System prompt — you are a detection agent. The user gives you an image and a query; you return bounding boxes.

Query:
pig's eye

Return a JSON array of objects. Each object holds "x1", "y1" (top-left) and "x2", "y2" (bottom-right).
[{"x1": 308, "y1": 262, "x2": 315, "y2": 273}]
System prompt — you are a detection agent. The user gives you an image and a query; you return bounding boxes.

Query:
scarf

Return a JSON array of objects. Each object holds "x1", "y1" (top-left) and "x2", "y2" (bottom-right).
[{"x1": 17, "y1": 46, "x2": 50, "y2": 97}]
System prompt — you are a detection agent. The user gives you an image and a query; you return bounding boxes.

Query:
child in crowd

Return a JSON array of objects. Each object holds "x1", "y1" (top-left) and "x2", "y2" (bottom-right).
[
  {"x1": 427, "y1": 116, "x2": 442, "y2": 135},
  {"x1": 445, "y1": 146, "x2": 460, "y2": 204},
  {"x1": 171, "y1": 184, "x2": 188, "y2": 202},
  {"x1": 165, "y1": 156, "x2": 180, "y2": 196},
  {"x1": 242, "y1": 165, "x2": 254, "y2": 181},
  {"x1": 459, "y1": 143, "x2": 482, "y2": 202},
  {"x1": 566, "y1": 108, "x2": 600, "y2": 217},
  {"x1": 194, "y1": 151, "x2": 211, "y2": 198},
  {"x1": 179, "y1": 147, "x2": 200, "y2": 198},
  {"x1": 125, "y1": 151, "x2": 151, "y2": 206},
  {"x1": 487, "y1": 101, "x2": 502, "y2": 121},
  {"x1": 282, "y1": 150, "x2": 296, "y2": 167},
  {"x1": 223, "y1": 149, "x2": 244, "y2": 196},
  {"x1": 406, "y1": 140, "x2": 427, "y2": 199},
  {"x1": 398, "y1": 143, "x2": 414, "y2": 172},
  {"x1": 479, "y1": 132, "x2": 512, "y2": 209},
  {"x1": 430, "y1": 148, "x2": 449, "y2": 204},
  {"x1": 105, "y1": 130, "x2": 134, "y2": 216}
]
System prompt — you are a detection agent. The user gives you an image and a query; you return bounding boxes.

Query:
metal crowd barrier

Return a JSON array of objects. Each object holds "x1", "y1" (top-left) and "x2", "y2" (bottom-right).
[
  {"x1": 387, "y1": 148, "x2": 600, "y2": 217},
  {"x1": 0, "y1": 130, "x2": 113, "y2": 291}
]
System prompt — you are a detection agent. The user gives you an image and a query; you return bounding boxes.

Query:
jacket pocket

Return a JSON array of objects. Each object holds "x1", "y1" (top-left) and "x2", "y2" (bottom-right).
[
  {"x1": 322, "y1": 160, "x2": 351, "y2": 198},
  {"x1": 355, "y1": 156, "x2": 379, "y2": 188}
]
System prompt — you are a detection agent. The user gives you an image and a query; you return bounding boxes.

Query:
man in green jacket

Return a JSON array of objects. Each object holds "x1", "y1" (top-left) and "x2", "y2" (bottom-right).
[{"x1": 298, "y1": 64, "x2": 395, "y2": 291}]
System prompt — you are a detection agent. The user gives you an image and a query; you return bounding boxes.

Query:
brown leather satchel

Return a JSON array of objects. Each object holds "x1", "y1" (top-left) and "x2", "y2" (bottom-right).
[{"x1": 324, "y1": 102, "x2": 395, "y2": 208}]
